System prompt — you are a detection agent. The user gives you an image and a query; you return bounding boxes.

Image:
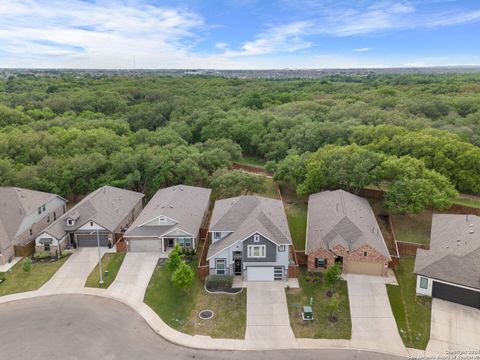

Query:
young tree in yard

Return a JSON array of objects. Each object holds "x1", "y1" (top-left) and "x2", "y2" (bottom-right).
[
  {"x1": 324, "y1": 263, "x2": 342, "y2": 295},
  {"x1": 22, "y1": 258, "x2": 32, "y2": 273},
  {"x1": 171, "y1": 262, "x2": 195, "y2": 290},
  {"x1": 167, "y1": 244, "x2": 182, "y2": 273},
  {"x1": 327, "y1": 295, "x2": 340, "y2": 323}
]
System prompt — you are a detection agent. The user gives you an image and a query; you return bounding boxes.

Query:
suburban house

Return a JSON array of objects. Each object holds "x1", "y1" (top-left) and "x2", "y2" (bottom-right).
[
  {"x1": 306, "y1": 190, "x2": 391, "y2": 276},
  {"x1": 0, "y1": 187, "x2": 67, "y2": 265},
  {"x1": 34, "y1": 186, "x2": 144, "y2": 254},
  {"x1": 124, "y1": 185, "x2": 211, "y2": 253},
  {"x1": 206, "y1": 195, "x2": 293, "y2": 281},
  {"x1": 414, "y1": 214, "x2": 480, "y2": 309}
]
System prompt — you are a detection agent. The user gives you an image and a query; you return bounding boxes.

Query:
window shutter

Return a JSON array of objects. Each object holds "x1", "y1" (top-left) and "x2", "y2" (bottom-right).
[{"x1": 315, "y1": 258, "x2": 318, "y2": 268}]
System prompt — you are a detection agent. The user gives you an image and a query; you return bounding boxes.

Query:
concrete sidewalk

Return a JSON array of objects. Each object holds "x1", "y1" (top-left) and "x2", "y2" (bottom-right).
[
  {"x1": 107, "y1": 252, "x2": 160, "y2": 303},
  {"x1": 40, "y1": 248, "x2": 112, "y2": 292}
]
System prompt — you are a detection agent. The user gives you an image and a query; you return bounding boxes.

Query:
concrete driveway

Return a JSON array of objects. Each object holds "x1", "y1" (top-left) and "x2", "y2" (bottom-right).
[
  {"x1": 426, "y1": 299, "x2": 480, "y2": 353},
  {"x1": 245, "y1": 282, "x2": 297, "y2": 349},
  {"x1": 346, "y1": 274, "x2": 407, "y2": 356},
  {"x1": 107, "y1": 252, "x2": 161, "y2": 303},
  {"x1": 40, "y1": 248, "x2": 110, "y2": 292}
]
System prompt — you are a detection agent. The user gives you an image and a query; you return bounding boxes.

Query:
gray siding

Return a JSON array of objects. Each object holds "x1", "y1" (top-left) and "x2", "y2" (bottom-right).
[{"x1": 243, "y1": 233, "x2": 276, "y2": 263}]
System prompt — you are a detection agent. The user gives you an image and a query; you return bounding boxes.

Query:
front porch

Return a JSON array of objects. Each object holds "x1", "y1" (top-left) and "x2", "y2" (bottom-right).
[{"x1": 161, "y1": 236, "x2": 194, "y2": 253}]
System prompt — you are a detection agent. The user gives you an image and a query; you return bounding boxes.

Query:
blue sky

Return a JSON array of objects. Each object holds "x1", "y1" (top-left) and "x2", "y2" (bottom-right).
[{"x1": 0, "y1": 0, "x2": 479, "y2": 68}]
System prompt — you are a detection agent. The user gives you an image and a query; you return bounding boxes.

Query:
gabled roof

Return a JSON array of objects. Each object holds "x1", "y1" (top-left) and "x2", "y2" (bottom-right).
[
  {"x1": 415, "y1": 214, "x2": 480, "y2": 290},
  {"x1": 40, "y1": 186, "x2": 144, "y2": 240},
  {"x1": 306, "y1": 190, "x2": 390, "y2": 260},
  {"x1": 207, "y1": 195, "x2": 292, "y2": 259},
  {"x1": 124, "y1": 185, "x2": 211, "y2": 239},
  {"x1": 0, "y1": 187, "x2": 65, "y2": 251}
]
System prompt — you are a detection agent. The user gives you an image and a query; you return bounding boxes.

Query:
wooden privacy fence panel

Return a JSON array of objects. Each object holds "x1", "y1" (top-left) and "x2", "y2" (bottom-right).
[
  {"x1": 396, "y1": 241, "x2": 429, "y2": 257},
  {"x1": 116, "y1": 239, "x2": 127, "y2": 253},
  {"x1": 295, "y1": 251, "x2": 307, "y2": 265},
  {"x1": 288, "y1": 265, "x2": 299, "y2": 278},
  {"x1": 14, "y1": 241, "x2": 35, "y2": 257}
]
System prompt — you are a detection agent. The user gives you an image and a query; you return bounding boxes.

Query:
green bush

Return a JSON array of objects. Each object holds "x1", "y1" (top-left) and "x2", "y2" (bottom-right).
[
  {"x1": 22, "y1": 258, "x2": 32, "y2": 272},
  {"x1": 33, "y1": 251, "x2": 50, "y2": 260},
  {"x1": 205, "y1": 275, "x2": 233, "y2": 288},
  {"x1": 171, "y1": 262, "x2": 195, "y2": 290}
]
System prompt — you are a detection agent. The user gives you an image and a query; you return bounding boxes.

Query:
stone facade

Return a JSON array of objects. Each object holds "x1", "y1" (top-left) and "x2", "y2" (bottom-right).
[{"x1": 307, "y1": 244, "x2": 389, "y2": 276}]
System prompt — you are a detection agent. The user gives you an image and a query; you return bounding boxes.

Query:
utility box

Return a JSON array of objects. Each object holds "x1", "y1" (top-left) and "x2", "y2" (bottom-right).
[{"x1": 302, "y1": 306, "x2": 313, "y2": 321}]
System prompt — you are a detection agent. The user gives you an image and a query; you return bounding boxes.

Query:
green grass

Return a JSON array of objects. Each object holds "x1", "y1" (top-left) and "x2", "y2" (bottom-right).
[
  {"x1": 85, "y1": 252, "x2": 126, "y2": 289},
  {"x1": 390, "y1": 211, "x2": 432, "y2": 245},
  {"x1": 250, "y1": 176, "x2": 279, "y2": 199},
  {"x1": 144, "y1": 259, "x2": 246, "y2": 339},
  {"x1": 235, "y1": 155, "x2": 267, "y2": 169},
  {"x1": 452, "y1": 197, "x2": 480, "y2": 209},
  {"x1": 280, "y1": 183, "x2": 308, "y2": 250},
  {"x1": 386, "y1": 257, "x2": 431, "y2": 350},
  {"x1": 0, "y1": 256, "x2": 69, "y2": 296},
  {"x1": 286, "y1": 269, "x2": 352, "y2": 339}
]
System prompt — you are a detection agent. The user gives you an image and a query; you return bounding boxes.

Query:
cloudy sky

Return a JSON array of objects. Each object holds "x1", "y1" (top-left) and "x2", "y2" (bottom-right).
[{"x1": 1, "y1": 0, "x2": 479, "y2": 69}]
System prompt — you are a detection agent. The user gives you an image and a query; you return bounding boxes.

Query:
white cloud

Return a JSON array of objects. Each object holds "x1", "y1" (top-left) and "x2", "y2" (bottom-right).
[{"x1": 353, "y1": 48, "x2": 371, "y2": 52}]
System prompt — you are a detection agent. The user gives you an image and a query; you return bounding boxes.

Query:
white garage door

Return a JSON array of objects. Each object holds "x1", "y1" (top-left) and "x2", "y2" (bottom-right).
[
  {"x1": 247, "y1": 267, "x2": 274, "y2": 281},
  {"x1": 128, "y1": 239, "x2": 163, "y2": 252}
]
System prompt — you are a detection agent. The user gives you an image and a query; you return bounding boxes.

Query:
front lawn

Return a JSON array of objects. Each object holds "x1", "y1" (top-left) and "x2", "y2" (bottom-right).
[
  {"x1": 386, "y1": 257, "x2": 431, "y2": 349},
  {"x1": 144, "y1": 259, "x2": 246, "y2": 339},
  {"x1": 0, "y1": 255, "x2": 69, "y2": 296},
  {"x1": 85, "y1": 252, "x2": 126, "y2": 288},
  {"x1": 390, "y1": 211, "x2": 432, "y2": 245},
  {"x1": 286, "y1": 269, "x2": 351, "y2": 339}
]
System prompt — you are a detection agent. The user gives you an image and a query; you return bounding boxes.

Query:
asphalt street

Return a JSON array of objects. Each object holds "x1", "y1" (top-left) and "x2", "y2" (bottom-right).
[{"x1": 0, "y1": 295, "x2": 406, "y2": 360}]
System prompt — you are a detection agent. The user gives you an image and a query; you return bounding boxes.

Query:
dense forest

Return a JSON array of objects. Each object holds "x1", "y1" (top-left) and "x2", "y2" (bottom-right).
[{"x1": 0, "y1": 73, "x2": 479, "y2": 212}]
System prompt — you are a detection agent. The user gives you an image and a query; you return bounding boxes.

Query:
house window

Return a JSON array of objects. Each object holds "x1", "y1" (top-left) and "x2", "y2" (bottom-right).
[
  {"x1": 29, "y1": 229, "x2": 33, "y2": 236},
  {"x1": 53, "y1": 212, "x2": 56, "y2": 221},
  {"x1": 420, "y1": 277, "x2": 428, "y2": 289},
  {"x1": 315, "y1": 258, "x2": 326, "y2": 268},
  {"x1": 248, "y1": 245, "x2": 266, "y2": 258},
  {"x1": 279, "y1": 245, "x2": 285, "y2": 252},
  {"x1": 44, "y1": 243, "x2": 50, "y2": 251},
  {"x1": 38, "y1": 207, "x2": 42, "y2": 215},
  {"x1": 253, "y1": 234, "x2": 260, "y2": 243},
  {"x1": 47, "y1": 216, "x2": 50, "y2": 223},
  {"x1": 215, "y1": 259, "x2": 226, "y2": 275},
  {"x1": 67, "y1": 219, "x2": 74, "y2": 226},
  {"x1": 90, "y1": 221, "x2": 94, "y2": 226},
  {"x1": 213, "y1": 232, "x2": 221, "y2": 239},
  {"x1": 42, "y1": 205, "x2": 46, "y2": 212},
  {"x1": 363, "y1": 251, "x2": 368, "y2": 257},
  {"x1": 159, "y1": 216, "x2": 166, "y2": 225}
]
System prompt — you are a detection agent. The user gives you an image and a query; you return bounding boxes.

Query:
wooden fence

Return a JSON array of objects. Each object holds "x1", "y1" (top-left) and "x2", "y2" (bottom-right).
[
  {"x1": 116, "y1": 239, "x2": 127, "y2": 253},
  {"x1": 295, "y1": 251, "x2": 307, "y2": 265},
  {"x1": 396, "y1": 241, "x2": 429, "y2": 257},
  {"x1": 14, "y1": 241, "x2": 35, "y2": 257},
  {"x1": 197, "y1": 238, "x2": 210, "y2": 279}
]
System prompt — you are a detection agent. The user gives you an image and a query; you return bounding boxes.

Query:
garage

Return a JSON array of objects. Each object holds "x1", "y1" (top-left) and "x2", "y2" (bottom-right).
[
  {"x1": 76, "y1": 233, "x2": 109, "y2": 247},
  {"x1": 432, "y1": 281, "x2": 480, "y2": 309},
  {"x1": 128, "y1": 239, "x2": 163, "y2": 252},
  {"x1": 247, "y1": 266, "x2": 274, "y2": 281},
  {"x1": 347, "y1": 261, "x2": 384, "y2": 276}
]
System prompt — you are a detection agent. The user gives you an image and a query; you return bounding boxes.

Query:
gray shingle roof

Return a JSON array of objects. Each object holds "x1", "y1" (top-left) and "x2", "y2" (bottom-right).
[
  {"x1": 0, "y1": 187, "x2": 64, "y2": 251},
  {"x1": 124, "y1": 185, "x2": 211, "y2": 239},
  {"x1": 306, "y1": 190, "x2": 390, "y2": 259},
  {"x1": 207, "y1": 195, "x2": 292, "y2": 259},
  {"x1": 41, "y1": 186, "x2": 144, "y2": 240},
  {"x1": 414, "y1": 214, "x2": 480, "y2": 290}
]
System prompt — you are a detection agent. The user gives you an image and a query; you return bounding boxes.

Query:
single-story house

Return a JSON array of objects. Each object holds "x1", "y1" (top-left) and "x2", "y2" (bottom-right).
[
  {"x1": 414, "y1": 214, "x2": 480, "y2": 309},
  {"x1": 306, "y1": 190, "x2": 391, "y2": 276},
  {"x1": 0, "y1": 187, "x2": 67, "y2": 265},
  {"x1": 207, "y1": 195, "x2": 293, "y2": 281},
  {"x1": 35, "y1": 186, "x2": 144, "y2": 254},
  {"x1": 124, "y1": 185, "x2": 211, "y2": 252}
]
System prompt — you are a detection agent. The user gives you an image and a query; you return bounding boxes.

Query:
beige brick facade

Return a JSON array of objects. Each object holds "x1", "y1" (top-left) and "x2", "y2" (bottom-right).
[{"x1": 307, "y1": 244, "x2": 389, "y2": 276}]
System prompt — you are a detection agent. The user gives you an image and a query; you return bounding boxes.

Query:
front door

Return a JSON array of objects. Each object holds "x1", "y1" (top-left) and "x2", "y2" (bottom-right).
[
  {"x1": 234, "y1": 259, "x2": 242, "y2": 275},
  {"x1": 168, "y1": 238, "x2": 175, "y2": 247}
]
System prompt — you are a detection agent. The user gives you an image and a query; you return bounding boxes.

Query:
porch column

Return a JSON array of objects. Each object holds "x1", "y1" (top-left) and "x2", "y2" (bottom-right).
[{"x1": 161, "y1": 237, "x2": 165, "y2": 253}]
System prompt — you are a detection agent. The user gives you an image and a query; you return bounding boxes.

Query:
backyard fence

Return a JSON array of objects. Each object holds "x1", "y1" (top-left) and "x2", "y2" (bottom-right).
[
  {"x1": 396, "y1": 241, "x2": 429, "y2": 257},
  {"x1": 14, "y1": 241, "x2": 35, "y2": 257}
]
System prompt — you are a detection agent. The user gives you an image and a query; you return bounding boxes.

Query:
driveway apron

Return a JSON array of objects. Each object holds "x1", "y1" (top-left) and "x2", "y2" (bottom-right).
[
  {"x1": 40, "y1": 248, "x2": 109, "y2": 292},
  {"x1": 107, "y1": 252, "x2": 161, "y2": 303},
  {"x1": 245, "y1": 281, "x2": 298, "y2": 349},
  {"x1": 426, "y1": 298, "x2": 480, "y2": 353},
  {"x1": 346, "y1": 274, "x2": 407, "y2": 356}
]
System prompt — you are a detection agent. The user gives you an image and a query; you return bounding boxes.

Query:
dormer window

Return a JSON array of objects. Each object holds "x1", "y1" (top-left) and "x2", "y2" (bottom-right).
[
  {"x1": 213, "y1": 232, "x2": 221, "y2": 239},
  {"x1": 254, "y1": 234, "x2": 260, "y2": 243},
  {"x1": 90, "y1": 221, "x2": 94, "y2": 226},
  {"x1": 159, "y1": 216, "x2": 166, "y2": 225},
  {"x1": 42, "y1": 205, "x2": 46, "y2": 212},
  {"x1": 67, "y1": 219, "x2": 74, "y2": 226}
]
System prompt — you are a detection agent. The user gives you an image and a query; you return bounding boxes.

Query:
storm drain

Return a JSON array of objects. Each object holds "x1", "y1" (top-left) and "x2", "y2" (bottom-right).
[{"x1": 198, "y1": 310, "x2": 214, "y2": 320}]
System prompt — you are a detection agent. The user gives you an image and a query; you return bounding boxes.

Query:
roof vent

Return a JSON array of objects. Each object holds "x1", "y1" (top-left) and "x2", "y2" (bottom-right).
[
  {"x1": 469, "y1": 230, "x2": 474, "y2": 234},
  {"x1": 170, "y1": 205, "x2": 174, "y2": 208}
]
